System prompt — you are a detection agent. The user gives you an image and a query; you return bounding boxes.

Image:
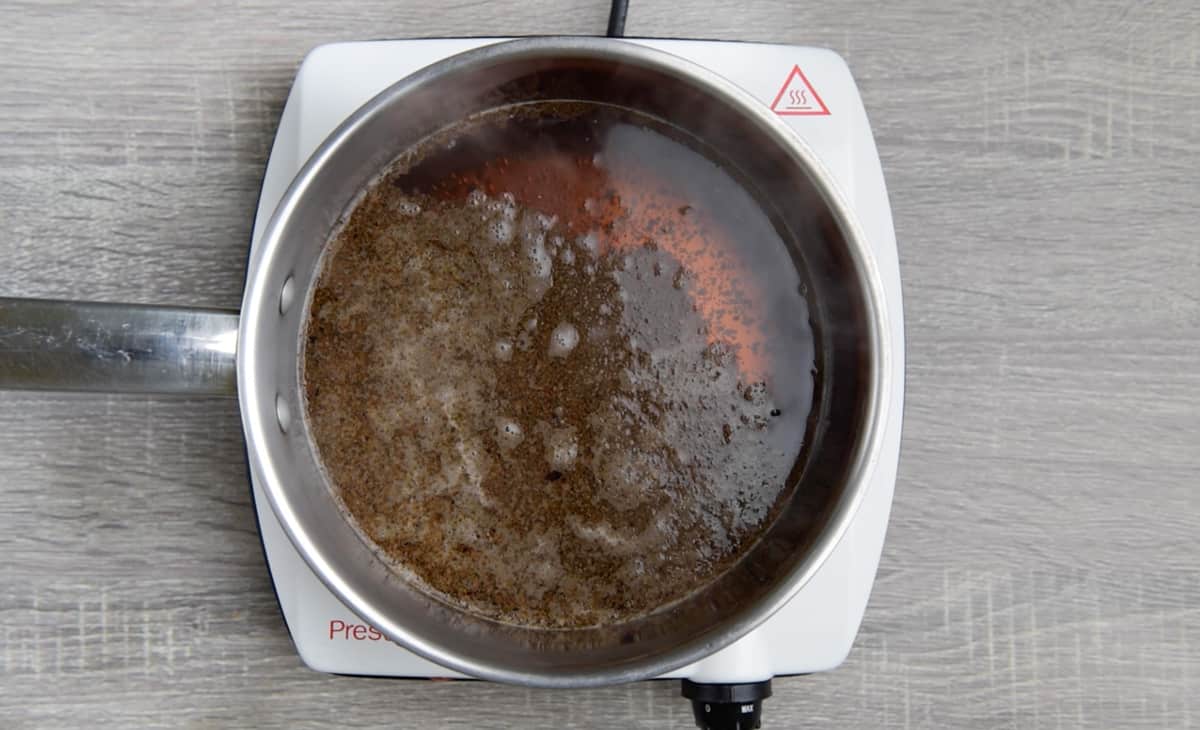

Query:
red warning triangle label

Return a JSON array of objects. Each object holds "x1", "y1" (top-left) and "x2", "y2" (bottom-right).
[{"x1": 769, "y1": 65, "x2": 830, "y2": 116}]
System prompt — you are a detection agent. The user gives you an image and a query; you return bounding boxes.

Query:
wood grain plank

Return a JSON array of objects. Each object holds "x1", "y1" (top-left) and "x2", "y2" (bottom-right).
[{"x1": 1, "y1": 0, "x2": 1197, "y2": 727}]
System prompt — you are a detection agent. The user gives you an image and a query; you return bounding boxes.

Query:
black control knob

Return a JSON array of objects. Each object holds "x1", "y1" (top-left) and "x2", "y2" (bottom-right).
[{"x1": 681, "y1": 679, "x2": 773, "y2": 730}]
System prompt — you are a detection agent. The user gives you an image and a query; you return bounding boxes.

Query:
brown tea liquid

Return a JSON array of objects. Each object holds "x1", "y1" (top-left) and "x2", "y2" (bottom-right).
[{"x1": 302, "y1": 101, "x2": 816, "y2": 628}]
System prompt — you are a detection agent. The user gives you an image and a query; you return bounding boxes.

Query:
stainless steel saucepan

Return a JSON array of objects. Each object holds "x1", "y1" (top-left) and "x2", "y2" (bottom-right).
[{"x1": 0, "y1": 37, "x2": 891, "y2": 687}]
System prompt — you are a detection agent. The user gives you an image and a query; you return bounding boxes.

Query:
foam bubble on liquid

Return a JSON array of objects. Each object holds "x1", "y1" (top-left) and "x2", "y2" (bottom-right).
[
  {"x1": 528, "y1": 276, "x2": 553, "y2": 302},
  {"x1": 568, "y1": 517, "x2": 665, "y2": 559},
  {"x1": 487, "y1": 217, "x2": 514, "y2": 245},
  {"x1": 494, "y1": 416, "x2": 524, "y2": 452},
  {"x1": 455, "y1": 437, "x2": 492, "y2": 504},
  {"x1": 527, "y1": 238, "x2": 553, "y2": 297},
  {"x1": 524, "y1": 228, "x2": 553, "y2": 284},
  {"x1": 548, "y1": 321, "x2": 579, "y2": 358},
  {"x1": 466, "y1": 189, "x2": 487, "y2": 207},
  {"x1": 543, "y1": 425, "x2": 579, "y2": 470},
  {"x1": 572, "y1": 520, "x2": 623, "y2": 547},
  {"x1": 577, "y1": 231, "x2": 600, "y2": 258},
  {"x1": 523, "y1": 229, "x2": 545, "y2": 248},
  {"x1": 494, "y1": 338, "x2": 514, "y2": 362}
]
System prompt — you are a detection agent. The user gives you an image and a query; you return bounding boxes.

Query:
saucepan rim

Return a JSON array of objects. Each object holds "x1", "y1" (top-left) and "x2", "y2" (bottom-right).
[{"x1": 238, "y1": 36, "x2": 892, "y2": 686}]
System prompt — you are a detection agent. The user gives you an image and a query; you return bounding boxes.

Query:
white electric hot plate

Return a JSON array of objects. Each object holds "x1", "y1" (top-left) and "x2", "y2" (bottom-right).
[{"x1": 247, "y1": 35, "x2": 903, "y2": 702}]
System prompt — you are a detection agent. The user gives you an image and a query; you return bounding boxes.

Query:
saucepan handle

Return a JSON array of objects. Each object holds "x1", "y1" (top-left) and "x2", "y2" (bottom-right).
[{"x1": 0, "y1": 297, "x2": 239, "y2": 396}]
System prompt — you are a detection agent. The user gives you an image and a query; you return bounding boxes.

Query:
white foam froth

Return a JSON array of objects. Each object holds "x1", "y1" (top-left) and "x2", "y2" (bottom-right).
[
  {"x1": 494, "y1": 416, "x2": 524, "y2": 452},
  {"x1": 577, "y1": 230, "x2": 600, "y2": 257},
  {"x1": 548, "y1": 321, "x2": 580, "y2": 358},
  {"x1": 494, "y1": 338, "x2": 514, "y2": 362},
  {"x1": 543, "y1": 426, "x2": 579, "y2": 470},
  {"x1": 488, "y1": 217, "x2": 514, "y2": 245},
  {"x1": 526, "y1": 233, "x2": 553, "y2": 282}
]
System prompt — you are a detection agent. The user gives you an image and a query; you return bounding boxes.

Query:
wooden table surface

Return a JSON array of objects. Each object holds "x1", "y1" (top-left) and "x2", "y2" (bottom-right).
[{"x1": 1, "y1": 1, "x2": 1197, "y2": 727}]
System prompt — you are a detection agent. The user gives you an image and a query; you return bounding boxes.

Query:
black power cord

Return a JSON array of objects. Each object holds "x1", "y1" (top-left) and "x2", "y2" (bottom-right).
[{"x1": 606, "y1": 0, "x2": 629, "y2": 37}]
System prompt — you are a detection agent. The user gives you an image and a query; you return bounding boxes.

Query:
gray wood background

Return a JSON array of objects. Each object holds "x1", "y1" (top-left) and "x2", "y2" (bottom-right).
[{"x1": 1, "y1": 0, "x2": 1197, "y2": 727}]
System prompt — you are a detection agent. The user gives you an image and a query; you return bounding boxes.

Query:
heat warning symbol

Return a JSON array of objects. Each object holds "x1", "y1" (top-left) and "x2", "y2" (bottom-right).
[{"x1": 769, "y1": 65, "x2": 830, "y2": 116}]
